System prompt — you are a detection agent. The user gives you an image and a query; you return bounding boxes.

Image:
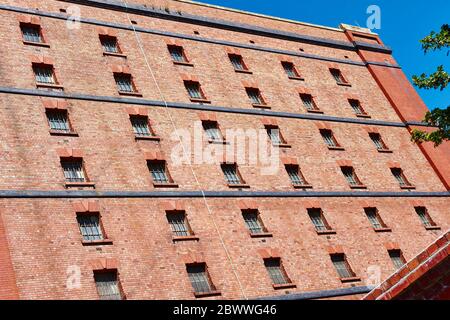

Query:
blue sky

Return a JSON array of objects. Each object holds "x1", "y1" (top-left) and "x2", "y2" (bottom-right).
[{"x1": 201, "y1": 0, "x2": 449, "y2": 111}]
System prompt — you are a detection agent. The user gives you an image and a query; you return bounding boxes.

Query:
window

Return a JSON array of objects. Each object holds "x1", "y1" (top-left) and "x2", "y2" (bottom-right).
[
  {"x1": 61, "y1": 159, "x2": 86, "y2": 183},
  {"x1": 331, "y1": 254, "x2": 356, "y2": 279},
  {"x1": 94, "y1": 271, "x2": 123, "y2": 300},
  {"x1": 391, "y1": 168, "x2": 412, "y2": 187},
  {"x1": 21, "y1": 23, "x2": 43, "y2": 43},
  {"x1": 265, "y1": 126, "x2": 286, "y2": 145},
  {"x1": 320, "y1": 129, "x2": 339, "y2": 148},
  {"x1": 168, "y1": 45, "x2": 188, "y2": 63},
  {"x1": 186, "y1": 264, "x2": 216, "y2": 295},
  {"x1": 285, "y1": 165, "x2": 308, "y2": 186},
  {"x1": 130, "y1": 115, "x2": 154, "y2": 137},
  {"x1": 148, "y1": 160, "x2": 170, "y2": 184},
  {"x1": 369, "y1": 133, "x2": 388, "y2": 151},
  {"x1": 229, "y1": 54, "x2": 248, "y2": 71},
  {"x1": 364, "y1": 208, "x2": 387, "y2": 230},
  {"x1": 46, "y1": 109, "x2": 71, "y2": 133},
  {"x1": 282, "y1": 61, "x2": 301, "y2": 78},
  {"x1": 388, "y1": 250, "x2": 406, "y2": 269},
  {"x1": 221, "y1": 163, "x2": 244, "y2": 185},
  {"x1": 166, "y1": 211, "x2": 193, "y2": 237},
  {"x1": 307, "y1": 208, "x2": 332, "y2": 232},
  {"x1": 300, "y1": 94, "x2": 320, "y2": 112},
  {"x1": 114, "y1": 73, "x2": 136, "y2": 93},
  {"x1": 246, "y1": 88, "x2": 266, "y2": 106},
  {"x1": 33, "y1": 64, "x2": 56, "y2": 84},
  {"x1": 242, "y1": 209, "x2": 267, "y2": 235},
  {"x1": 184, "y1": 81, "x2": 206, "y2": 100},
  {"x1": 341, "y1": 166, "x2": 363, "y2": 186},
  {"x1": 264, "y1": 258, "x2": 291, "y2": 285},
  {"x1": 202, "y1": 121, "x2": 223, "y2": 142},
  {"x1": 77, "y1": 213, "x2": 103, "y2": 241},
  {"x1": 100, "y1": 35, "x2": 120, "y2": 53},
  {"x1": 330, "y1": 68, "x2": 348, "y2": 84},
  {"x1": 414, "y1": 207, "x2": 437, "y2": 228},
  {"x1": 348, "y1": 99, "x2": 367, "y2": 116}
]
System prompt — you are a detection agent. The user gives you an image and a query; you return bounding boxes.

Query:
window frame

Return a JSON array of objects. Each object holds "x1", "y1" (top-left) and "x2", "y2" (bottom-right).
[
  {"x1": 221, "y1": 163, "x2": 248, "y2": 187},
  {"x1": 147, "y1": 160, "x2": 177, "y2": 187},
  {"x1": 329, "y1": 68, "x2": 350, "y2": 86},
  {"x1": 113, "y1": 72, "x2": 139, "y2": 95},
  {"x1": 168, "y1": 45, "x2": 192, "y2": 65},
  {"x1": 202, "y1": 120, "x2": 225, "y2": 143},
  {"x1": 330, "y1": 253, "x2": 359, "y2": 281},
  {"x1": 369, "y1": 132, "x2": 391, "y2": 152},
  {"x1": 364, "y1": 207, "x2": 391, "y2": 232},
  {"x1": 45, "y1": 108, "x2": 77, "y2": 135},
  {"x1": 265, "y1": 125, "x2": 289, "y2": 147},
  {"x1": 285, "y1": 164, "x2": 311, "y2": 188},
  {"x1": 263, "y1": 258, "x2": 295, "y2": 289},
  {"x1": 348, "y1": 99, "x2": 370, "y2": 118},
  {"x1": 281, "y1": 61, "x2": 303, "y2": 80},
  {"x1": 340, "y1": 166, "x2": 366, "y2": 189},
  {"x1": 129, "y1": 115, "x2": 159, "y2": 140},
  {"x1": 94, "y1": 270, "x2": 125, "y2": 300},
  {"x1": 76, "y1": 212, "x2": 112, "y2": 244},
  {"x1": 100, "y1": 35, "x2": 125, "y2": 56},
  {"x1": 300, "y1": 93, "x2": 322, "y2": 113},
  {"x1": 241, "y1": 209, "x2": 271, "y2": 237},
  {"x1": 390, "y1": 168, "x2": 415, "y2": 189},
  {"x1": 166, "y1": 210, "x2": 198, "y2": 241},
  {"x1": 320, "y1": 129, "x2": 344, "y2": 150},
  {"x1": 184, "y1": 80, "x2": 209, "y2": 102},
  {"x1": 186, "y1": 263, "x2": 220, "y2": 297},
  {"x1": 414, "y1": 206, "x2": 439, "y2": 230},
  {"x1": 60, "y1": 157, "x2": 89, "y2": 184},
  {"x1": 33, "y1": 63, "x2": 58, "y2": 86},
  {"x1": 228, "y1": 54, "x2": 251, "y2": 73},
  {"x1": 245, "y1": 87, "x2": 268, "y2": 108},
  {"x1": 307, "y1": 208, "x2": 335, "y2": 234},
  {"x1": 20, "y1": 22, "x2": 47, "y2": 46},
  {"x1": 388, "y1": 249, "x2": 407, "y2": 270}
]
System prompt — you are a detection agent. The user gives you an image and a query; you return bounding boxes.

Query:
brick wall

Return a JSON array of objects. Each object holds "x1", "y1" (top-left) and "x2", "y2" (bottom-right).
[{"x1": 0, "y1": 0, "x2": 448, "y2": 299}]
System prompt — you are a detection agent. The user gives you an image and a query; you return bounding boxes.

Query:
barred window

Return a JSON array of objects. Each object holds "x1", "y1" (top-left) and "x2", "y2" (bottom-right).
[
  {"x1": 242, "y1": 210, "x2": 265, "y2": 234},
  {"x1": 77, "y1": 214, "x2": 103, "y2": 241},
  {"x1": 282, "y1": 61, "x2": 300, "y2": 78},
  {"x1": 61, "y1": 159, "x2": 86, "y2": 183},
  {"x1": 331, "y1": 254, "x2": 355, "y2": 279},
  {"x1": 341, "y1": 167, "x2": 360, "y2": 186},
  {"x1": 285, "y1": 165, "x2": 306, "y2": 186},
  {"x1": 168, "y1": 45, "x2": 187, "y2": 63},
  {"x1": 300, "y1": 94, "x2": 318, "y2": 111},
  {"x1": 221, "y1": 163, "x2": 242, "y2": 185},
  {"x1": 307, "y1": 208, "x2": 329, "y2": 232},
  {"x1": 148, "y1": 160, "x2": 169, "y2": 184},
  {"x1": 46, "y1": 109, "x2": 71, "y2": 133},
  {"x1": 33, "y1": 64, "x2": 55, "y2": 84},
  {"x1": 229, "y1": 54, "x2": 247, "y2": 71},
  {"x1": 415, "y1": 207, "x2": 435, "y2": 227},
  {"x1": 94, "y1": 271, "x2": 123, "y2": 300},
  {"x1": 184, "y1": 81, "x2": 204, "y2": 100},
  {"x1": 320, "y1": 130, "x2": 338, "y2": 147},
  {"x1": 114, "y1": 73, "x2": 134, "y2": 92},
  {"x1": 166, "y1": 211, "x2": 192, "y2": 237},
  {"x1": 364, "y1": 208, "x2": 385, "y2": 229},
  {"x1": 202, "y1": 121, "x2": 222, "y2": 141},
  {"x1": 187, "y1": 264, "x2": 214, "y2": 294},
  {"x1": 266, "y1": 126, "x2": 284, "y2": 145},
  {"x1": 330, "y1": 68, "x2": 347, "y2": 84},
  {"x1": 100, "y1": 36, "x2": 120, "y2": 53},
  {"x1": 21, "y1": 24, "x2": 42, "y2": 43},
  {"x1": 264, "y1": 258, "x2": 291, "y2": 285},
  {"x1": 391, "y1": 168, "x2": 410, "y2": 186},
  {"x1": 246, "y1": 88, "x2": 265, "y2": 105},
  {"x1": 130, "y1": 115, "x2": 153, "y2": 137},
  {"x1": 388, "y1": 250, "x2": 406, "y2": 269},
  {"x1": 369, "y1": 133, "x2": 387, "y2": 150},
  {"x1": 348, "y1": 99, "x2": 365, "y2": 115}
]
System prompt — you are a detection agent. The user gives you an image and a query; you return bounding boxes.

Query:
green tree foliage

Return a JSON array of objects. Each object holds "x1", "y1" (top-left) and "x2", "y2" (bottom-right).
[{"x1": 411, "y1": 24, "x2": 450, "y2": 146}]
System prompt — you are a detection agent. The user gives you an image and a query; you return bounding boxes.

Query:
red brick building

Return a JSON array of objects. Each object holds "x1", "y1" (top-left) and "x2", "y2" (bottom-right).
[{"x1": 0, "y1": 0, "x2": 449, "y2": 300}]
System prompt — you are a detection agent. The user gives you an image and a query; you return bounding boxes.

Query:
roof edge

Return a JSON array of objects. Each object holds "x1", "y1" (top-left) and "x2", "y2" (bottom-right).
[{"x1": 173, "y1": 0, "x2": 344, "y2": 32}]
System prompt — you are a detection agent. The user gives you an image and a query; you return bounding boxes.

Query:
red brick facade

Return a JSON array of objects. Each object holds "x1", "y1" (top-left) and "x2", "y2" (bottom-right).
[{"x1": 0, "y1": 0, "x2": 448, "y2": 300}]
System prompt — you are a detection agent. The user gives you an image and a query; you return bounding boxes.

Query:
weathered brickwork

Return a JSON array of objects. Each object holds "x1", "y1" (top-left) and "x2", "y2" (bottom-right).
[{"x1": 0, "y1": 0, "x2": 448, "y2": 300}]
